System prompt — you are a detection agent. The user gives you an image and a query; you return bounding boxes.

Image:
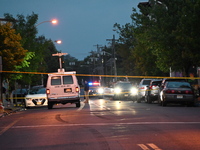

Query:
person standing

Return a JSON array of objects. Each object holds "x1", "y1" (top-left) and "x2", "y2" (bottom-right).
[{"x1": 84, "y1": 81, "x2": 89, "y2": 103}]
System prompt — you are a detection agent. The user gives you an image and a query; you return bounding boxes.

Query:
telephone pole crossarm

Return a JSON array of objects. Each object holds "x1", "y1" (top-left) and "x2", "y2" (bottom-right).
[{"x1": 52, "y1": 53, "x2": 68, "y2": 69}]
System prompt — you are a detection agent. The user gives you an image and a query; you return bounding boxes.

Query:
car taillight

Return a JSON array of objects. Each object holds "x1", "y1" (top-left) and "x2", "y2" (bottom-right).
[
  {"x1": 166, "y1": 90, "x2": 175, "y2": 94},
  {"x1": 46, "y1": 89, "x2": 50, "y2": 94},
  {"x1": 185, "y1": 90, "x2": 193, "y2": 94},
  {"x1": 165, "y1": 90, "x2": 193, "y2": 94},
  {"x1": 140, "y1": 87, "x2": 145, "y2": 89},
  {"x1": 149, "y1": 85, "x2": 156, "y2": 89},
  {"x1": 76, "y1": 87, "x2": 79, "y2": 92}
]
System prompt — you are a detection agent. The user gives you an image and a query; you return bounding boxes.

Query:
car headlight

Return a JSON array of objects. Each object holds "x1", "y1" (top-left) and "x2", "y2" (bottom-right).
[
  {"x1": 98, "y1": 88, "x2": 104, "y2": 94},
  {"x1": 25, "y1": 98, "x2": 32, "y2": 101},
  {"x1": 114, "y1": 88, "x2": 122, "y2": 94},
  {"x1": 131, "y1": 88, "x2": 138, "y2": 95}
]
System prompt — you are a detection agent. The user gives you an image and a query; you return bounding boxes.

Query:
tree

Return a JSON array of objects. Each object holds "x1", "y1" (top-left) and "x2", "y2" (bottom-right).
[
  {"x1": 0, "y1": 23, "x2": 27, "y2": 71},
  {"x1": 114, "y1": 8, "x2": 165, "y2": 76},
  {"x1": 115, "y1": 0, "x2": 200, "y2": 77},
  {"x1": 137, "y1": 0, "x2": 200, "y2": 76},
  {"x1": 4, "y1": 13, "x2": 59, "y2": 86}
]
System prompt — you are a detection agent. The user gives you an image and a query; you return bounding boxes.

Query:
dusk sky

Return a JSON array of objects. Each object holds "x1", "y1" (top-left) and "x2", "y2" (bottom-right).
[{"x1": 1, "y1": 0, "x2": 143, "y2": 60}]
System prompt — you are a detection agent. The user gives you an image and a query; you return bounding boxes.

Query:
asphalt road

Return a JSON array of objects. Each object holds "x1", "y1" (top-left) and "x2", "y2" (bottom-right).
[{"x1": 0, "y1": 97, "x2": 200, "y2": 150}]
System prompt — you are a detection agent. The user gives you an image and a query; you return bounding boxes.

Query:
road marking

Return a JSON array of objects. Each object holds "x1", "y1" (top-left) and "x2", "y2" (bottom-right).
[
  {"x1": 138, "y1": 143, "x2": 162, "y2": 150},
  {"x1": 0, "y1": 119, "x2": 20, "y2": 135},
  {"x1": 77, "y1": 102, "x2": 85, "y2": 111},
  {"x1": 147, "y1": 143, "x2": 162, "y2": 150},
  {"x1": 11, "y1": 121, "x2": 200, "y2": 129},
  {"x1": 138, "y1": 144, "x2": 150, "y2": 150}
]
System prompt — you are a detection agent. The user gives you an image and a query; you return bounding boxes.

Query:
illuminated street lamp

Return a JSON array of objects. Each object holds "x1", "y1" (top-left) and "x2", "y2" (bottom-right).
[
  {"x1": 55, "y1": 40, "x2": 62, "y2": 44},
  {"x1": 51, "y1": 19, "x2": 57, "y2": 24},
  {"x1": 35, "y1": 19, "x2": 58, "y2": 27}
]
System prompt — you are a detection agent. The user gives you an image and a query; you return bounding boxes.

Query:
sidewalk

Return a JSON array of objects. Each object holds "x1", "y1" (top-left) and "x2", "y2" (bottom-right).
[{"x1": 0, "y1": 102, "x2": 25, "y2": 118}]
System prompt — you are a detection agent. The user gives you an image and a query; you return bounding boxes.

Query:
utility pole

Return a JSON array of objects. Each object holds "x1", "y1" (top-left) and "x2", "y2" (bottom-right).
[
  {"x1": 106, "y1": 35, "x2": 118, "y2": 82},
  {"x1": 94, "y1": 44, "x2": 105, "y2": 85},
  {"x1": 93, "y1": 44, "x2": 102, "y2": 53}
]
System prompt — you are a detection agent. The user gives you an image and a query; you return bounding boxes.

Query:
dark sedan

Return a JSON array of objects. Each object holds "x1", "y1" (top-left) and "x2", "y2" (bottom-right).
[{"x1": 159, "y1": 81, "x2": 196, "y2": 106}]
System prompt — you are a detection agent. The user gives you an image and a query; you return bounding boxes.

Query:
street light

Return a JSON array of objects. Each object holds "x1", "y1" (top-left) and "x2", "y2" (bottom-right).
[
  {"x1": 35, "y1": 19, "x2": 58, "y2": 27},
  {"x1": 55, "y1": 40, "x2": 62, "y2": 44},
  {"x1": 37, "y1": 19, "x2": 58, "y2": 85}
]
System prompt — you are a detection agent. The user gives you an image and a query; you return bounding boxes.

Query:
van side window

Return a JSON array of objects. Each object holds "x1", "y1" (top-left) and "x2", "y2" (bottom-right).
[
  {"x1": 63, "y1": 76, "x2": 73, "y2": 84},
  {"x1": 51, "y1": 76, "x2": 61, "y2": 85}
]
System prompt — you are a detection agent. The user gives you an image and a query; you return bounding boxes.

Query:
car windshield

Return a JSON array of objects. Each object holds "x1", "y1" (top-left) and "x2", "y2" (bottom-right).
[
  {"x1": 115, "y1": 83, "x2": 133, "y2": 89},
  {"x1": 29, "y1": 88, "x2": 46, "y2": 94},
  {"x1": 167, "y1": 82, "x2": 191, "y2": 88}
]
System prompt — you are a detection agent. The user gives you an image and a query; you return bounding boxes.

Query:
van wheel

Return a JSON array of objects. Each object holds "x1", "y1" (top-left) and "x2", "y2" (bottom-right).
[
  {"x1": 76, "y1": 102, "x2": 80, "y2": 107},
  {"x1": 48, "y1": 102, "x2": 53, "y2": 109}
]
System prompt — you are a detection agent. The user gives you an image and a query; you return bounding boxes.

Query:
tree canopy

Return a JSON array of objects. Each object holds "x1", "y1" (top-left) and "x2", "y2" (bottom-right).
[
  {"x1": 114, "y1": 0, "x2": 200, "y2": 77},
  {"x1": 0, "y1": 23, "x2": 27, "y2": 71},
  {"x1": 3, "y1": 13, "x2": 59, "y2": 86}
]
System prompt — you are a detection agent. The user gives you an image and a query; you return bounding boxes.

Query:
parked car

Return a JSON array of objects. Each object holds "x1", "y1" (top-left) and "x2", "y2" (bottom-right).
[
  {"x1": 12, "y1": 88, "x2": 28, "y2": 105},
  {"x1": 137, "y1": 79, "x2": 155, "y2": 102},
  {"x1": 145, "y1": 79, "x2": 162, "y2": 103},
  {"x1": 112, "y1": 81, "x2": 138, "y2": 101},
  {"x1": 24, "y1": 87, "x2": 47, "y2": 108},
  {"x1": 160, "y1": 78, "x2": 187, "y2": 90},
  {"x1": 159, "y1": 81, "x2": 196, "y2": 106}
]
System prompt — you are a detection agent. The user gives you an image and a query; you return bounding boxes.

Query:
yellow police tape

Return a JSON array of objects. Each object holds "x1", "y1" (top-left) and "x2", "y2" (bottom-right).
[{"x1": 1, "y1": 70, "x2": 200, "y2": 79}]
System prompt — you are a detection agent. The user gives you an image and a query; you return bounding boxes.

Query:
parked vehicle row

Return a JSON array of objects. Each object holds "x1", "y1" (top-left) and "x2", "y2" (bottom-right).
[
  {"x1": 12, "y1": 86, "x2": 47, "y2": 108},
  {"x1": 11, "y1": 76, "x2": 198, "y2": 108},
  {"x1": 138, "y1": 78, "x2": 197, "y2": 107}
]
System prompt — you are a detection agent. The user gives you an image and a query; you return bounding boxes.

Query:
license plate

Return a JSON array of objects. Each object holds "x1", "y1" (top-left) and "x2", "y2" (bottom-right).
[
  {"x1": 37, "y1": 102, "x2": 42, "y2": 105},
  {"x1": 64, "y1": 88, "x2": 72, "y2": 93},
  {"x1": 124, "y1": 94, "x2": 128, "y2": 97},
  {"x1": 177, "y1": 95, "x2": 183, "y2": 99}
]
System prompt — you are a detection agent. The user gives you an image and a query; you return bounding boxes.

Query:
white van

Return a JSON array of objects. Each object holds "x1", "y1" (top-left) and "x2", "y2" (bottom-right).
[{"x1": 46, "y1": 69, "x2": 80, "y2": 109}]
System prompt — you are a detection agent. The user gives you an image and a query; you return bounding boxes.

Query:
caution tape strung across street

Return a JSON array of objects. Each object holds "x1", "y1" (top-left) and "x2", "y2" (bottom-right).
[{"x1": 1, "y1": 70, "x2": 200, "y2": 79}]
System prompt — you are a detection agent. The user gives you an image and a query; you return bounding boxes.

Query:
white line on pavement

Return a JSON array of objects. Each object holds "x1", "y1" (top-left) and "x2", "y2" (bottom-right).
[{"x1": 11, "y1": 121, "x2": 200, "y2": 129}]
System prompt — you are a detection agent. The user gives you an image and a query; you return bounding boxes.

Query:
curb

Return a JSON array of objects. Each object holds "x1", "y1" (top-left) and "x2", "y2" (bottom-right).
[{"x1": 0, "y1": 107, "x2": 25, "y2": 118}]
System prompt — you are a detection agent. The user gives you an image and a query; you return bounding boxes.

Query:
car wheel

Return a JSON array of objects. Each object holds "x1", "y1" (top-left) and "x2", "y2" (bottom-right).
[
  {"x1": 132, "y1": 96, "x2": 137, "y2": 102},
  {"x1": 162, "y1": 101, "x2": 167, "y2": 107},
  {"x1": 144, "y1": 96, "x2": 148, "y2": 103},
  {"x1": 137, "y1": 98, "x2": 141, "y2": 103},
  {"x1": 48, "y1": 102, "x2": 53, "y2": 109},
  {"x1": 113, "y1": 95, "x2": 118, "y2": 100},
  {"x1": 24, "y1": 101, "x2": 27, "y2": 108},
  {"x1": 76, "y1": 101, "x2": 81, "y2": 107},
  {"x1": 148, "y1": 97, "x2": 152, "y2": 104}
]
